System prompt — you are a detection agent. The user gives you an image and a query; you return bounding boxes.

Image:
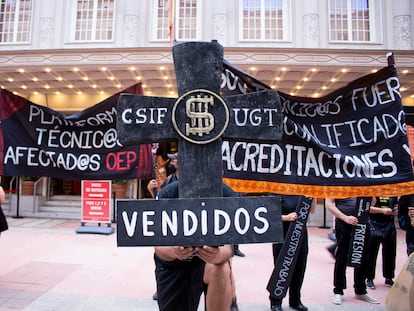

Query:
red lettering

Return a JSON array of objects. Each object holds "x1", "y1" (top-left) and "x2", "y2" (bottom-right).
[
  {"x1": 106, "y1": 153, "x2": 117, "y2": 170},
  {"x1": 106, "y1": 151, "x2": 137, "y2": 171}
]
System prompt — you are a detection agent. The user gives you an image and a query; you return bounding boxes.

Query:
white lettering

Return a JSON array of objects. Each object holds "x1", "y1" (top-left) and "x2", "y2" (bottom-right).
[{"x1": 122, "y1": 211, "x2": 138, "y2": 237}]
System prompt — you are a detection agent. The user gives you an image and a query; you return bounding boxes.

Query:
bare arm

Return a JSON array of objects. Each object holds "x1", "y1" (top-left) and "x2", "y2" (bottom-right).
[
  {"x1": 310, "y1": 198, "x2": 317, "y2": 214},
  {"x1": 282, "y1": 212, "x2": 297, "y2": 222},
  {"x1": 370, "y1": 206, "x2": 395, "y2": 216},
  {"x1": 0, "y1": 186, "x2": 5, "y2": 204},
  {"x1": 146, "y1": 179, "x2": 157, "y2": 198},
  {"x1": 370, "y1": 197, "x2": 395, "y2": 216}
]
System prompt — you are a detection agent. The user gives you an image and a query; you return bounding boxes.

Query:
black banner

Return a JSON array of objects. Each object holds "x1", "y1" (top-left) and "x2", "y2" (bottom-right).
[
  {"x1": 0, "y1": 84, "x2": 153, "y2": 180},
  {"x1": 266, "y1": 196, "x2": 314, "y2": 298},
  {"x1": 1, "y1": 58, "x2": 413, "y2": 198},
  {"x1": 347, "y1": 197, "x2": 371, "y2": 267},
  {"x1": 404, "y1": 106, "x2": 414, "y2": 126},
  {"x1": 221, "y1": 61, "x2": 414, "y2": 198}
]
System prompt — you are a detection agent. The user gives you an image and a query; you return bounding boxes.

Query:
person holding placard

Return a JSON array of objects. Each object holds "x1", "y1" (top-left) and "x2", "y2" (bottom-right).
[{"x1": 326, "y1": 197, "x2": 380, "y2": 306}]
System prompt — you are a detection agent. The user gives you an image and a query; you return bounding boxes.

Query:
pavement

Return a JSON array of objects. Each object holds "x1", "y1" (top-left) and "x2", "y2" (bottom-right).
[{"x1": 0, "y1": 216, "x2": 410, "y2": 311}]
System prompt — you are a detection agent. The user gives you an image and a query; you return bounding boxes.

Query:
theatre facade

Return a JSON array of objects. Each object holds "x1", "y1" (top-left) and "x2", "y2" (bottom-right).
[{"x1": 1, "y1": 0, "x2": 413, "y2": 223}]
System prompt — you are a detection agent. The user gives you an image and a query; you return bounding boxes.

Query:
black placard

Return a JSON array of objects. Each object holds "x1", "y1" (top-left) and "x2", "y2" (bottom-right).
[{"x1": 117, "y1": 196, "x2": 283, "y2": 246}]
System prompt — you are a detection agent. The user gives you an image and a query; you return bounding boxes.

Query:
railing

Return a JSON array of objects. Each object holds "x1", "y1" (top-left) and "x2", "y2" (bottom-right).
[
  {"x1": 7, "y1": 176, "x2": 17, "y2": 212},
  {"x1": 128, "y1": 179, "x2": 139, "y2": 199},
  {"x1": 32, "y1": 177, "x2": 46, "y2": 213}
]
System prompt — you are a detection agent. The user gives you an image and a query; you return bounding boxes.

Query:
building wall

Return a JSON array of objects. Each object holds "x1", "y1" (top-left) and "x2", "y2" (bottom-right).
[{"x1": 1, "y1": 0, "x2": 412, "y2": 51}]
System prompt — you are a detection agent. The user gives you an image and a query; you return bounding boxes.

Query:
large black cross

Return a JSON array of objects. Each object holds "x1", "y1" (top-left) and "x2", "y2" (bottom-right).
[{"x1": 116, "y1": 40, "x2": 284, "y2": 247}]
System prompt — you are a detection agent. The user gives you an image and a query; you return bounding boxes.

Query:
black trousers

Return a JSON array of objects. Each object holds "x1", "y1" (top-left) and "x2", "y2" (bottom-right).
[
  {"x1": 333, "y1": 219, "x2": 369, "y2": 295},
  {"x1": 270, "y1": 230, "x2": 308, "y2": 306},
  {"x1": 366, "y1": 223, "x2": 396, "y2": 280},
  {"x1": 406, "y1": 229, "x2": 414, "y2": 256},
  {"x1": 154, "y1": 254, "x2": 206, "y2": 311},
  {"x1": 0, "y1": 205, "x2": 8, "y2": 233}
]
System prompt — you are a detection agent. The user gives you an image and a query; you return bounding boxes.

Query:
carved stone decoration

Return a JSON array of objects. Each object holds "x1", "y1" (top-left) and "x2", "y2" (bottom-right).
[
  {"x1": 39, "y1": 17, "x2": 54, "y2": 49},
  {"x1": 213, "y1": 14, "x2": 227, "y2": 42},
  {"x1": 394, "y1": 15, "x2": 412, "y2": 50},
  {"x1": 303, "y1": 14, "x2": 320, "y2": 48},
  {"x1": 124, "y1": 15, "x2": 139, "y2": 47}
]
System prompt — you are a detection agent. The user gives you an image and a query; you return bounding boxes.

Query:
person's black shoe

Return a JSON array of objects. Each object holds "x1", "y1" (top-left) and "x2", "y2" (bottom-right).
[
  {"x1": 233, "y1": 245, "x2": 245, "y2": 257},
  {"x1": 366, "y1": 279, "x2": 376, "y2": 289},
  {"x1": 385, "y1": 278, "x2": 394, "y2": 287},
  {"x1": 327, "y1": 243, "x2": 337, "y2": 259},
  {"x1": 289, "y1": 302, "x2": 308, "y2": 311},
  {"x1": 230, "y1": 297, "x2": 239, "y2": 311},
  {"x1": 270, "y1": 304, "x2": 283, "y2": 311}
]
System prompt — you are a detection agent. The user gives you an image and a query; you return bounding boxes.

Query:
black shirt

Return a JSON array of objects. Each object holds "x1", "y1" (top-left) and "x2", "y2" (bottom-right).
[
  {"x1": 159, "y1": 180, "x2": 237, "y2": 199},
  {"x1": 335, "y1": 197, "x2": 357, "y2": 216},
  {"x1": 370, "y1": 196, "x2": 396, "y2": 223}
]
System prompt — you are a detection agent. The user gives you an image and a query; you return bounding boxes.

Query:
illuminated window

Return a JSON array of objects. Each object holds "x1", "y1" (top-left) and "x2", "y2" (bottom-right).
[
  {"x1": 154, "y1": 0, "x2": 201, "y2": 41},
  {"x1": 72, "y1": 0, "x2": 115, "y2": 41},
  {"x1": 240, "y1": 0, "x2": 290, "y2": 41},
  {"x1": 329, "y1": 0, "x2": 382, "y2": 43},
  {"x1": 0, "y1": 0, "x2": 33, "y2": 43}
]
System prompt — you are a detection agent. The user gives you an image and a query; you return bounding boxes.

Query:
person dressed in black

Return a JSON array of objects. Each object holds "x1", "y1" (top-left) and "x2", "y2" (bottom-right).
[
  {"x1": 366, "y1": 196, "x2": 398, "y2": 289},
  {"x1": 0, "y1": 185, "x2": 8, "y2": 235},
  {"x1": 269, "y1": 195, "x2": 316, "y2": 311},
  {"x1": 154, "y1": 181, "x2": 236, "y2": 311},
  {"x1": 398, "y1": 194, "x2": 414, "y2": 256},
  {"x1": 325, "y1": 197, "x2": 380, "y2": 306}
]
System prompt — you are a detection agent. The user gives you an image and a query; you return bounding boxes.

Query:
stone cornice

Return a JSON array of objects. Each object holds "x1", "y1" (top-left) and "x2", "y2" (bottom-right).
[{"x1": 0, "y1": 47, "x2": 412, "y2": 69}]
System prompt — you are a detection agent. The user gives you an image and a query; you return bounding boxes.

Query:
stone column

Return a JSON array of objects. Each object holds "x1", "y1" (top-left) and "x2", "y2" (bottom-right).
[
  {"x1": 122, "y1": 0, "x2": 139, "y2": 47},
  {"x1": 393, "y1": 0, "x2": 412, "y2": 49},
  {"x1": 38, "y1": 0, "x2": 56, "y2": 49},
  {"x1": 208, "y1": 0, "x2": 228, "y2": 45},
  {"x1": 213, "y1": 14, "x2": 228, "y2": 44},
  {"x1": 123, "y1": 15, "x2": 139, "y2": 47},
  {"x1": 303, "y1": 0, "x2": 320, "y2": 48}
]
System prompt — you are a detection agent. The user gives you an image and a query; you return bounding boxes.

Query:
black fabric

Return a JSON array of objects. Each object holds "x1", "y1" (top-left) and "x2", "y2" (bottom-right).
[
  {"x1": 398, "y1": 195, "x2": 413, "y2": 231},
  {"x1": 155, "y1": 181, "x2": 237, "y2": 311},
  {"x1": 334, "y1": 198, "x2": 357, "y2": 216},
  {"x1": 334, "y1": 219, "x2": 369, "y2": 295},
  {"x1": 0, "y1": 85, "x2": 154, "y2": 180},
  {"x1": 221, "y1": 63, "x2": 414, "y2": 197},
  {"x1": 269, "y1": 195, "x2": 309, "y2": 305},
  {"x1": 398, "y1": 195, "x2": 414, "y2": 255},
  {"x1": 0, "y1": 206, "x2": 8, "y2": 233},
  {"x1": 407, "y1": 232, "x2": 414, "y2": 256},
  {"x1": 370, "y1": 196, "x2": 397, "y2": 223},
  {"x1": 367, "y1": 196, "x2": 397, "y2": 280},
  {"x1": 270, "y1": 227, "x2": 308, "y2": 306},
  {"x1": 333, "y1": 198, "x2": 369, "y2": 295},
  {"x1": 370, "y1": 220, "x2": 395, "y2": 240},
  {"x1": 366, "y1": 222, "x2": 396, "y2": 280},
  {"x1": 154, "y1": 254, "x2": 206, "y2": 311}
]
